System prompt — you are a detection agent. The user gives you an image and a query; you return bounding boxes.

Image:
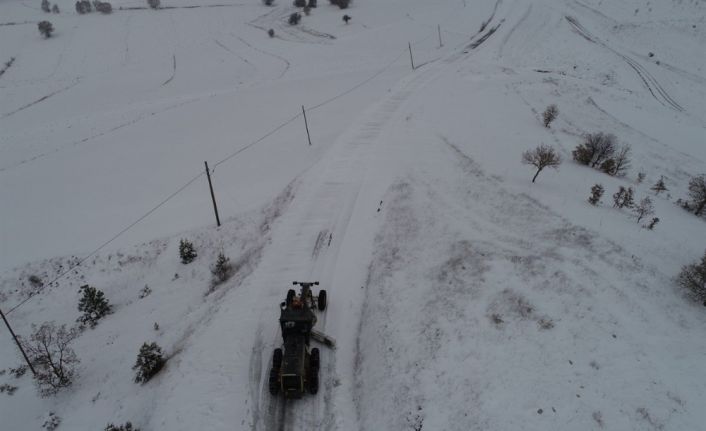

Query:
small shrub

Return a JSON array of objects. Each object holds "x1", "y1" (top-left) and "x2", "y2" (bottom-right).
[
  {"x1": 288, "y1": 12, "x2": 301, "y2": 25},
  {"x1": 636, "y1": 172, "x2": 646, "y2": 183},
  {"x1": 633, "y1": 197, "x2": 654, "y2": 223},
  {"x1": 9, "y1": 365, "x2": 28, "y2": 378},
  {"x1": 42, "y1": 412, "x2": 61, "y2": 430},
  {"x1": 38, "y1": 21, "x2": 54, "y2": 38},
  {"x1": 28, "y1": 274, "x2": 44, "y2": 288},
  {"x1": 263, "y1": 0, "x2": 273, "y2": 5},
  {"x1": 105, "y1": 423, "x2": 140, "y2": 431},
  {"x1": 138, "y1": 285, "x2": 151, "y2": 299},
  {"x1": 307, "y1": 0, "x2": 316, "y2": 6},
  {"x1": 677, "y1": 250, "x2": 706, "y2": 305},
  {"x1": 303, "y1": 5, "x2": 310, "y2": 15},
  {"x1": 147, "y1": 0, "x2": 160, "y2": 9},
  {"x1": 95, "y1": 1, "x2": 112, "y2": 13},
  {"x1": 588, "y1": 184, "x2": 604, "y2": 205},
  {"x1": 82, "y1": 0, "x2": 92, "y2": 12},
  {"x1": 268, "y1": 28, "x2": 275, "y2": 37},
  {"x1": 77, "y1": 284, "x2": 112, "y2": 327},
  {"x1": 651, "y1": 176, "x2": 668, "y2": 195},
  {"x1": 521, "y1": 144, "x2": 561, "y2": 183},
  {"x1": 52, "y1": 4, "x2": 59, "y2": 13},
  {"x1": 686, "y1": 174, "x2": 706, "y2": 216},
  {"x1": 133, "y1": 342, "x2": 165, "y2": 383},
  {"x1": 294, "y1": 0, "x2": 306, "y2": 6},
  {"x1": 612, "y1": 186, "x2": 634, "y2": 209},
  {"x1": 211, "y1": 252, "x2": 234, "y2": 285},
  {"x1": 22, "y1": 322, "x2": 80, "y2": 396},
  {"x1": 0, "y1": 384, "x2": 18, "y2": 395},
  {"x1": 646, "y1": 217, "x2": 660, "y2": 230},
  {"x1": 542, "y1": 104, "x2": 558, "y2": 128},
  {"x1": 41, "y1": 0, "x2": 50, "y2": 12},
  {"x1": 343, "y1": 14, "x2": 351, "y2": 24},
  {"x1": 179, "y1": 239, "x2": 197, "y2": 264},
  {"x1": 599, "y1": 158, "x2": 615, "y2": 175}
]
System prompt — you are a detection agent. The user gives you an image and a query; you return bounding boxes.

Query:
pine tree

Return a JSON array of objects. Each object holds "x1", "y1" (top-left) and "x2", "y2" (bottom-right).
[
  {"x1": 77, "y1": 284, "x2": 112, "y2": 327},
  {"x1": 211, "y1": 252, "x2": 233, "y2": 284},
  {"x1": 588, "y1": 184, "x2": 604, "y2": 205},
  {"x1": 41, "y1": 0, "x2": 50, "y2": 12},
  {"x1": 133, "y1": 342, "x2": 165, "y2": 383},
  {"x1": 52, "y1": 4, "x2": 59, "y2": 13},
  {"x1": 179, "y1": 239, "x2": 197, "y2": 264},
  {"x1": 651, "y1": 176, "x2": 668, "y2": 195},
  {"x1": 38, "y1": 21, "x2": 54, "y2": 38}
]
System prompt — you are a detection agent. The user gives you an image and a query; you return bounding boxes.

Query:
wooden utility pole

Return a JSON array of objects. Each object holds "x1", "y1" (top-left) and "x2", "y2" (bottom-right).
[
  {"x1": 438, "y1": 24, "x2": 443, "y2": 48},
  {"x1": 301, "y1": 105, "x2": 312, "y2": 146},
  {"x1": 0, "y1": 307, "x2": 36, "y2": 376},
  {"x1": 408, "y1": 42, "x2": 415, "y2": 70},
  {"x1": 204, "y1": 161, "x2": 221, "y2": 227}
]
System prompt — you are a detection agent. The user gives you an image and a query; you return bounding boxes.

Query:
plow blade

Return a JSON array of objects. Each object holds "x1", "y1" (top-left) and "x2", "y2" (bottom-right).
[{"x1": 311, "y1": 329, "x2": 336, "y2": 349}]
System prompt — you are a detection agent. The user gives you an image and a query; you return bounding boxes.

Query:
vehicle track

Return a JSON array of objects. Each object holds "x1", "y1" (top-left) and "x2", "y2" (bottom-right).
[
  {"x1": 565, "y1": 15, "x2": 684, "y2": 112},
  {"x1": 233, "y1": 35, "x2": 290, "y2": 79},
  {"x1": 0, "y1": 79, "x2": 80, "y2": 119},
  {"x1": 248, "y1": 62, "x2": 444, "y2": 431}
]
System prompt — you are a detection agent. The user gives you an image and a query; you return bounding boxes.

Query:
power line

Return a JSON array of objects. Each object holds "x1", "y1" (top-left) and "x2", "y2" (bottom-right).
[{"x1": 6, "y1": 171, "x2": 204, "y2": 315}]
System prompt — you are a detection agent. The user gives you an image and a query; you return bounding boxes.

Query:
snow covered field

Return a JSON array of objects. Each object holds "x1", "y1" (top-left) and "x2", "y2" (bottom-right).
[{"x1": 1, "y1": 0, "x2": 705, "y2": 429}]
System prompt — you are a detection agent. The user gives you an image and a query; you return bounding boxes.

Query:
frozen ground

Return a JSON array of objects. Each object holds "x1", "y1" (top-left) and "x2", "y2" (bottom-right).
[{"x1": 1, "y1": 0, "x2": 705, "y2": 430}]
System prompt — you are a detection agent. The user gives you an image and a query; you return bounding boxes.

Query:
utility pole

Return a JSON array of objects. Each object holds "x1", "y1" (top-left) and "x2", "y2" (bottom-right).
[
  {"x1": 204, "y1": 161, "x2": 221, "y2": 227},
  {"x1": 0, "y1": 307, "x2": 36, "y2": 376},
  {"x1": 438, "y1": 24, "x2": 443, "y2": 48},
  {"x1": 301, "y1": 105, "x2": 312, "y2": 146},
  {"x1": 408, "y1": 42, "x2": 415, "y2": 70}
]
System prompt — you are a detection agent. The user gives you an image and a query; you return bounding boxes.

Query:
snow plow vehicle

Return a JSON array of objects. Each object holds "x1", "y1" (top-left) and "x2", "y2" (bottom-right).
[{"x1": 268, "y1": 281, "x2": 331, "y2": 398}]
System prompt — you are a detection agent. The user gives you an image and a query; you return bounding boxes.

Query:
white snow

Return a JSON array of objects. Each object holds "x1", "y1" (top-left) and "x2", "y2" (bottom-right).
[{"x1": 1, "y1": 0, "x2": 705, "y2": 430}]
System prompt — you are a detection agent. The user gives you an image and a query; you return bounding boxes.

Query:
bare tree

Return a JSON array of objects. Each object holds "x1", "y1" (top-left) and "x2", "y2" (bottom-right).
[
  {"x1": 612, "y1": 186, "x2": 634, "y2": 209},
  {"x1": 521, "y1": 145, "x2": 562, "y2": 183},
  {"x1": 633, "y1": 197, "x2": 654, "y2": 223},
  {"x1": 21, "y1": 322, "x2": 80, "y2": 396},
  {"x1": 677, "y1": 250, "x2": 706, "y2": 305},
  {"x1": 572, "y1": 132, "x2": 617, "y2": 168},
  {"x1": 687, "y1": 174, "x2": 706, "y2": 216},
  {"x1": 609, "y1": 144, "x2": 631, "y2": 177},
  {"x1": 542, "y1": 104, "x2": 558, "y2": 128},
  {"x1": 588, "y1": 184, "x2": 604, "y2": 205}
]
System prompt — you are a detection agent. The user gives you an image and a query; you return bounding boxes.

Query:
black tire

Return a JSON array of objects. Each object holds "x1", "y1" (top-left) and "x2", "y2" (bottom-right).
[
  {"x1": 317, "y1": 290, "x2": 327, "y2": 311},
  {"x1": 308, "y1": 368, "x2": 319, "y2": 394},
  {"x1": 286, "y1": 289, "x2": 296, "y2": 307},
  {"x1": 273, "y1": 348, "x2": 283, "y2": 370},
  {"x1": 269, "y1": 368, "x2": 280, "y2": 395},
  {"x1": 310, "y1": 348, "x2": 320, "y2": 370}
]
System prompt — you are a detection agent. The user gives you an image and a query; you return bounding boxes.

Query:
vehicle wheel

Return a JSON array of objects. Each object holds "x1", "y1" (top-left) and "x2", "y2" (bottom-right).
[
  {"x1": 269, "y1": 368, "x2": 280, "y2": 395},
  {"x1": 286, "y1": 289, "x2": 296, "y2": 306},
  {"x1": 310, "y1": 348, "x2": 320, "y2": 371},
  {"x1": 308, "y1": 368, "x2": 319, "y2": 394},
  {"x1": 273, "y1": 348, "x2": 283, "y2": 370},
  {"x1": 317, "y1": 290, "x2": 327, "y2": 311}
]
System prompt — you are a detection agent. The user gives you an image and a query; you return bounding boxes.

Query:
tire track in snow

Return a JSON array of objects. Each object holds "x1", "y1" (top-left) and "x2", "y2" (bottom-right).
[
  {"x1": 161, "y1": 54, "x2": 176, "y2": 86},
  {"x1": 213, "y1": 38, "x2": 255, "y2": 68},
  {"x1": 0, "y1": 79, "x2": 80, "y2": 119},
  {"x1": 497, "y1": 4, "x2": 532, "y2": 58},
  {"x1": 565, "y1": 16, "x2": 684, "y2": 112},
  {"x1": 234, "y1": 35, "x2": 290, "y2": 79}
]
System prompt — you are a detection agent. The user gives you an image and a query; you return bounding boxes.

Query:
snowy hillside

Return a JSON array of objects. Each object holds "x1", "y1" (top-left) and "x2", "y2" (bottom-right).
[{"x1": 1, "y1": 0, "x2": 706, "y2": 430}]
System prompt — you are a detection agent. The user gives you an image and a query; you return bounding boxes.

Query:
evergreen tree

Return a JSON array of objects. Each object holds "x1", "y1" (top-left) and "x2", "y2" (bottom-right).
[
  {"x1": 211, "y1": 252, "x2": 234, "y2": 284},
  {"x1": 133, "y1": 342, "x2": 165, "y2": 383},
  {"x1": 651, "y1": 176, "x2": 668, "y2": 195},
  {"x1": 41, "y1": 0, "x2": 51, "y2": 12},
  {"x1": 52, "y1": 4, "x2": 59, "y2": 13},
  {"x1": 77, "y1": 284, "x2": 112, "y2": 327},
  {"x1": 38, "y1": 21, "x2": 54, "y2": 38},
  {"x1": 179, "y1": 239, "x2": 197, "y2": 264}
]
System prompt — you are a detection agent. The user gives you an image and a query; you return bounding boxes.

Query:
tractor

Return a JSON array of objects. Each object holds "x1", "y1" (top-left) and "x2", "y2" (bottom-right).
[{"x1": 269, "y1": 281, "x2": 328, "y2": 398}]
